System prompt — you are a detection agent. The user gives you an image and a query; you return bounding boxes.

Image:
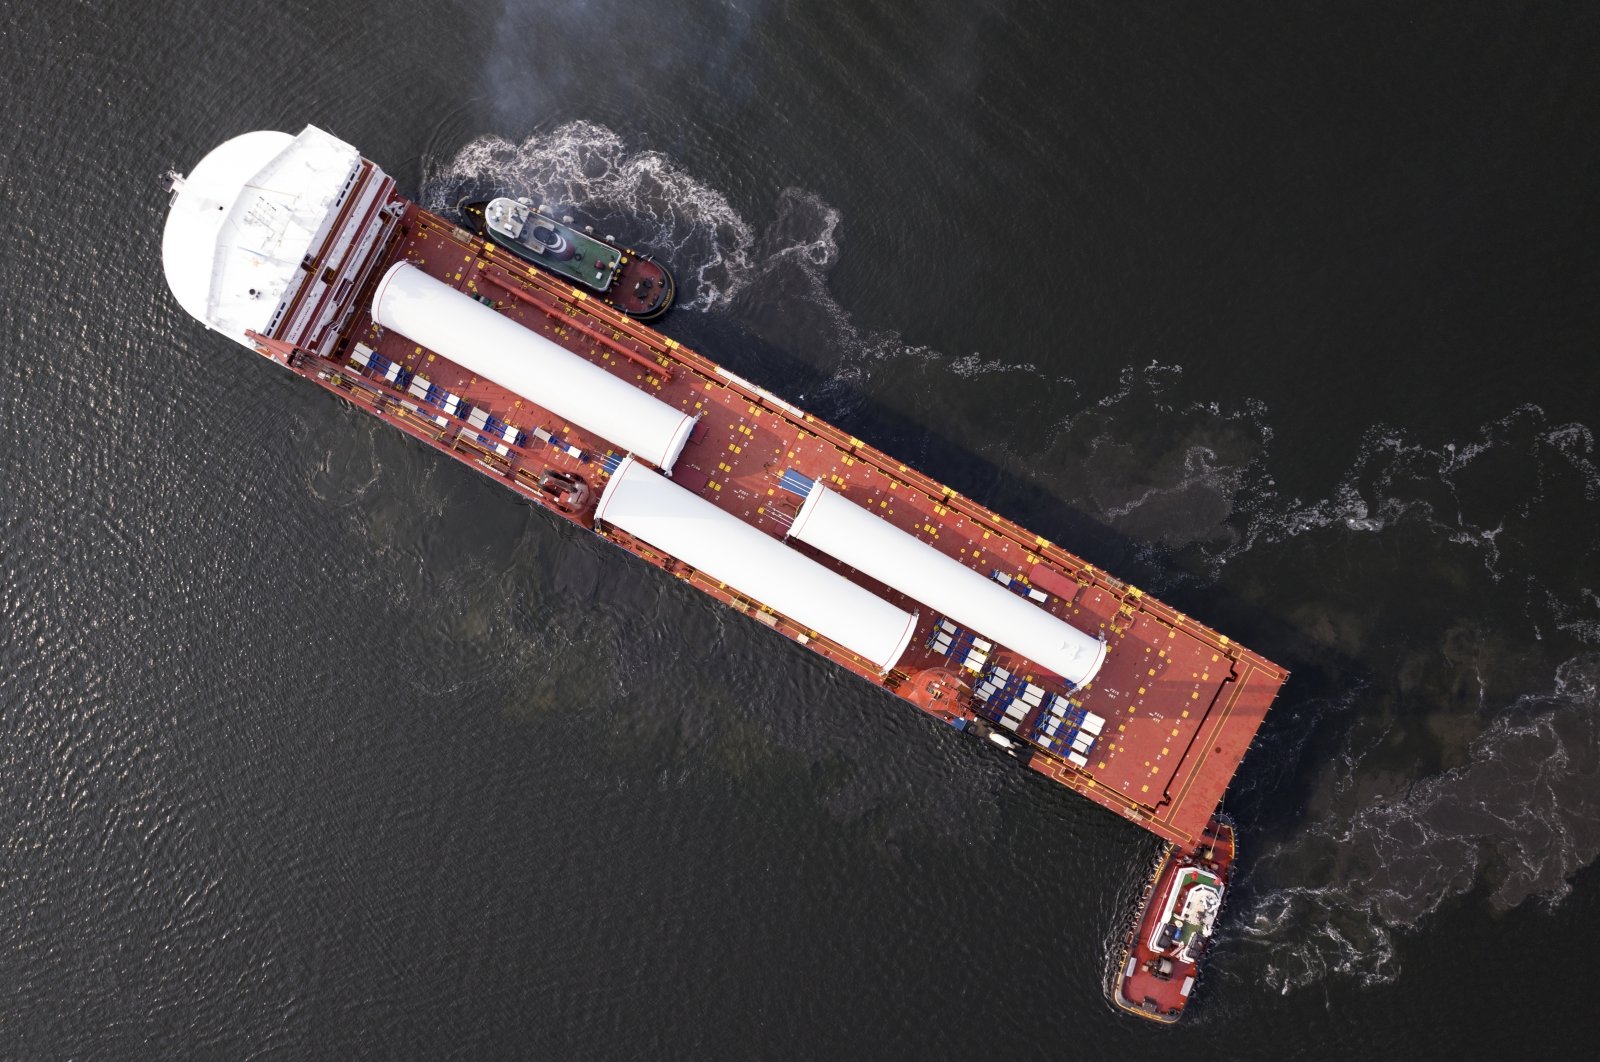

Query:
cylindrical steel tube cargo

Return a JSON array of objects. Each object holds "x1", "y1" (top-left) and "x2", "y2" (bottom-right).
[
  {"x1": 595, "y1": 456, "x2": 918, "y2": 673},
  {"x1": 789, "y1": 484, "x2": 1107, "y2": 687},
  {"x1": 372, "y1": 262, "x2": 696, "y2": 472}
]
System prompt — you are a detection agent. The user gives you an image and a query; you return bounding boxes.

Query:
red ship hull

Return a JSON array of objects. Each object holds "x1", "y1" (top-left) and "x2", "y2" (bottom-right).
[{"x1": 242, "y1": 172, "x2": 1286, "y2": 850}]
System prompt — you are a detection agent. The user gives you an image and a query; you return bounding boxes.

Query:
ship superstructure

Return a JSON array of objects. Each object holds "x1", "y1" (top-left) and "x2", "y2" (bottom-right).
[{"x1": 162, "y1": 126, "x2": 1287, "y2": 850}]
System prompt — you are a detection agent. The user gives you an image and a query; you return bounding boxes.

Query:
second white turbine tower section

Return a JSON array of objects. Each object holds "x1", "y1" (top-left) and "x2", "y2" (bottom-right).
[{"x1": 594, "y1": 457, "x2": 918, "y2": 674}]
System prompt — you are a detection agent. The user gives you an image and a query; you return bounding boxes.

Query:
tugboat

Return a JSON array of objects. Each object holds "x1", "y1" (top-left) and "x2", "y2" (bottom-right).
[
  {"x1": 1111, "y1": 814, "x2": 1235, "y2": 1023},
  {"x1": 459, "y1": 198, "x2": 675, "y2": 321}
]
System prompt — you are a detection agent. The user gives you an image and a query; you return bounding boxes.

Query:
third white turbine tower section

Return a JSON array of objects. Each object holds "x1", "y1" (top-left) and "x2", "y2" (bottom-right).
[{"x1": 788, "y1": 485, "x2": 1107, "y2": 687}]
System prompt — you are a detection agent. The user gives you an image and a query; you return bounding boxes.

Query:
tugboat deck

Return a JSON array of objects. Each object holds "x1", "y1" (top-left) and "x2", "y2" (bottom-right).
[
  {"x1": 1113, "y1": 817, "x2": 1238, "y2": 1022},
  {"x1": 484, "y1": 197, "x2": 621, "y2": 290},
  {"x1": 282, "y1": 196, "x2": 1285, "y2": 848}
]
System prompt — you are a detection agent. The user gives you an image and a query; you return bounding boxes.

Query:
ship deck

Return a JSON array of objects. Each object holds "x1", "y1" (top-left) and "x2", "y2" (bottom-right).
[{"x1": 282, "y1": 197, "x2": 1287, "y2": 849}]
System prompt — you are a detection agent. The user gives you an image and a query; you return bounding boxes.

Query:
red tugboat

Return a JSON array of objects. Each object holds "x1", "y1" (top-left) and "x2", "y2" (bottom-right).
[{"x1": 1111, "y1": 814, "x2": 1235, "y2": 1023}]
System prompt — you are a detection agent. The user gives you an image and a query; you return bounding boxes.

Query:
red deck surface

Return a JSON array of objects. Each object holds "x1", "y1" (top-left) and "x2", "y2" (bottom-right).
[{"x1": 263, "y1": 196, "x2": 1288, "y2": 849}]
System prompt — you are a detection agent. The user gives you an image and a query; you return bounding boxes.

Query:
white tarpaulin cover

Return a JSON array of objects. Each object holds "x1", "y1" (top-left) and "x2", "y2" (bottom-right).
[
  {"x1": 790, "y1": 485, "x2": 1107, "y2": 686},
  {"x1": 372, "y1": 263, "x2": 697, "y2": 473},
  {"x1": 595, "y1": 457, "x2": 917, "y2": 673}
]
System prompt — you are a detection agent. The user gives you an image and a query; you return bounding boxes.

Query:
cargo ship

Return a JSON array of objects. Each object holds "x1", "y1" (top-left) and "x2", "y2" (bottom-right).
[
  {"x1": 458, "y1": 198, "x2": 674, "y2": 320},
  {"x1": 1112, "y1": 814, "x2": 1235, "y2": 1022},
  {"x1": 161, "y1": 126, "x2": 1287, "y2": 1002}
]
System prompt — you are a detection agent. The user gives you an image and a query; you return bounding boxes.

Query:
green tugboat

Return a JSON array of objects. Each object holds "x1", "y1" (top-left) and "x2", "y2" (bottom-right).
[{"x1": 460, "y1": 198, "x2": 675, "y2": 321}]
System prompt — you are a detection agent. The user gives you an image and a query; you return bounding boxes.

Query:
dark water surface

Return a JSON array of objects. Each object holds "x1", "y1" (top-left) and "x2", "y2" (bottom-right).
[{"x1": 3, "y1": 0, "x2": 1599, "y2": 1056}]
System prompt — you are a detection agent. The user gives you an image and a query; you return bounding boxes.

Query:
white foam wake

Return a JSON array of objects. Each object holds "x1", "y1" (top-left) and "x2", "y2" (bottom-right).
[
  {"x1": 422, "y1": 123, "x2": 1053, "y2": 411},
  {"x1": 1235, "y1": 654, "x2": 1600, "y2": 990},
  {"x1": 423, "y1": 121, "x2": 756, "y2": 311}
]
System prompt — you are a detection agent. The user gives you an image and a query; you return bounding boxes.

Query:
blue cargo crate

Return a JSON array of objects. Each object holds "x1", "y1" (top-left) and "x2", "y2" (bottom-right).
[{"x1": 777, "y1": 468, "x2": 815, "y2": 498}]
